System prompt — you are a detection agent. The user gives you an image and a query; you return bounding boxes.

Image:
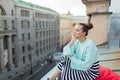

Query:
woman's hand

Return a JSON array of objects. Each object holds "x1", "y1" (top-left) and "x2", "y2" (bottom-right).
[
  {"x1": 68, "y1": 55, "x2": 73, "y2": 59},
  {"x1": 71, "y1": 32, "x2": 77, "y2": 42},
  {"x1": 69, "y1": 33, "x2": 77, "y2": 47}
]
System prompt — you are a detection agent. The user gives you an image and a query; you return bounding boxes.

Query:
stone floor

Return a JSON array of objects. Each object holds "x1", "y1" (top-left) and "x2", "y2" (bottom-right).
[
  {"x1": 40, "y1": 47, "x2": 120, "y2": 80},
  {"x1": 98, "y1": 47, "x2": 120, "y2": 75}
]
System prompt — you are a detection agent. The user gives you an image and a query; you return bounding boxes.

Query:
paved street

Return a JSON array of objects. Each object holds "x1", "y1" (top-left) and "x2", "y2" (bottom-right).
[
  {"x1": 12, "y1": 61, "x2": 56, "y2": 80},
  {"x1": 27, "y1": 62, "x2": 56, "y2": 80}
]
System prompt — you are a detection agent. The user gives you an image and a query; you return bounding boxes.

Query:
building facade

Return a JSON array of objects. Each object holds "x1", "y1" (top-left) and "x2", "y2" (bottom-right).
[
  {"x1": 0, "y1": 0, "x2": 59, "y2": 80},
  {"x1": 72, "y1": 16, "x2": 88, "y2": 24},
  {"x1": 59, "y1": 15, "x2": 73, "y2": 51},
  {"x1": 108, "y1": 13, "x2": 120, "y2": 49},
  {"x1": 108, "y1": 0, "x2": 120, "y2": 49}
]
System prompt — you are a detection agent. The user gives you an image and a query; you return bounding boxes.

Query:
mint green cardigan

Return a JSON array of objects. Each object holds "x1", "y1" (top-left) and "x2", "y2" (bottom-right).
[{"x1": 63, "y1": 38, "x2": 99, "y2": 71}]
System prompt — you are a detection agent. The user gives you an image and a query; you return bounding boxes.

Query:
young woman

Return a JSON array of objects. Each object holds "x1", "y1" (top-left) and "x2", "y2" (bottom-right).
[{"x1": 48, "y1": 22, "x2": 100, "y2": 80}]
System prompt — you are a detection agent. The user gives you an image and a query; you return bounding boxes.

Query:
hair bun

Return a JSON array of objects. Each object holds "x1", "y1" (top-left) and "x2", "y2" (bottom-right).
[
  {"x1": 87, "y1": 23, "x2": 93, "y2": 30},
  {"x1": 87, "y1": 14, "x2": 93, "y2": 30}
]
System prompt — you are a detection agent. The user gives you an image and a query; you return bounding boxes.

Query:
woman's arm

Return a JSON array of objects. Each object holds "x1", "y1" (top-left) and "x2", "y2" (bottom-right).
[
  {"x1": 49, "y1": 68, "x2": 61, "y2": 80},
  {"x1": 63, "y1": 33, "x2": 77, "y2": 56},
  {"x1": 49, "y1": 56, "x2": 65, "y2": 80},
  {"x1": 63, "y1": 39, "x2": 77, "y2": 56}
]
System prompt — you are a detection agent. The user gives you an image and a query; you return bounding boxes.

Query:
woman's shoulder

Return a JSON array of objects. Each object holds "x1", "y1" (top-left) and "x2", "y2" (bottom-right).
[
  {"x1": 86, "y1": 38, "x2": 93, "y2": 43},
  {"x1": 86, "y1": 38, "x2": 96, "y2": 46},
  {"x1": 86, "y1": 39, "x2": 98, "y2": 52}
]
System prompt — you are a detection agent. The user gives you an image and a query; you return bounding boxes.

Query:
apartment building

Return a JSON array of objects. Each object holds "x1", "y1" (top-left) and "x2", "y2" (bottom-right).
[{"x1": 0, "y1": 0, "x2": 59, "y2": 80}]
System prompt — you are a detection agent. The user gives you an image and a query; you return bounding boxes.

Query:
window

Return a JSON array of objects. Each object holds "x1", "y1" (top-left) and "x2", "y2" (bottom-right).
[
  {"x1": 39, "y1": 22, "x2": 41, "y2": 28},
  {"x1": 35, "y1": 12, "x2": 42, "y2": 18},
  {"x1": 27, "y1": 21, "x2": 30, "y2": 28},
  {"x1": 36, "y1": 21, "x2": 38, "y2": 28},
  {"x1": 21, "y1": 20, "x2": 24, "y2": 28},
  {"x1": 28, "y1": 33, "x2": 30, "y2": 40},
  {"x1": 28, "y1": 54, "x2": 31, "y2": 61},
  {"x1": 46, "y1": 31, "x2": 48, "y2": 37},
  {"x1": 43, "y1": 40, "x2": 45, "y2": 45},
  {"x1": 21, "y1": 10, "x2": 30, "y2": 17},
  {"x1": 46, "y1": 21, "x2": 48, "y2": 28},
  {"x1": 41, "y1": 21, "x2": 43, "y2": 28},
  {"x1": 36, "y1": 32, "x2": 38, "y2": 38},
  {"x1": 40, "y1": 32, "x2": 42, "y2": 37},
  {"x1": 40, "y1": 41, "x2": 42, "y2": 46},
  {"x1": 13, "y1": 58, "x2": 17, "y2": 67},
  {"x1": 43, "y1": 22, "x2": 45, "y2": 27},
  {"x1": 11, "y1": 10, "x2": 14, "y2": 16},
  {"x1": 36, "y1": 50, "x2": 39, "y2": 56},
  {"x1": 12, "y1": 48, "x2": 15, "y2": 56},
  {"x1": 0, "y1": 5, "x2": 6, "y2": 15},
  {"x1": 28, "y1": 44, "x2": 31, "y2": 51},
  {"x1": 3, "y1": 36, "x2": 8, "y2": 49},
  {"x1": 22, "y1": 34, "x2": 24, "y2": 41},
  {"x1": 12, "y1": 20, "x2": 15, "y2": 29},
  {"x1": 43, "y1": 31, "x2": 45, "y2": 37},
  {"x1": 23, "y1": 56, "x2": 26, "y2": 63},
  {"x1": 22, "y1": 46, "x2": 25, "y2": 53},
  {"x1": 36, "y1": 42, "x2": 38, "y2": 48},
  {"x1": 40, "y1": 48, "x2": 42, "y2": 54},
  {"x1": 3, "y1": 20, "x2": 7, "y2": 30},
  {"x1": 12, "y1": 35, "x2": 15, "y2": 43}
]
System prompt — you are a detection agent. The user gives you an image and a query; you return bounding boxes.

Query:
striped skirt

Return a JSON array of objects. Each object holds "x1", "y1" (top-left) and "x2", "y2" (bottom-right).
[{"x1": 57, "y1": 57, "x2": 100, "y2": 80}]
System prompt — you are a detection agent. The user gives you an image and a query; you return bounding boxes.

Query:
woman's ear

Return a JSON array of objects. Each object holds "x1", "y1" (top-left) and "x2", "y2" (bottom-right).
[{"x1": 82, "y1": 31, "x2": 86, "y2": 36}]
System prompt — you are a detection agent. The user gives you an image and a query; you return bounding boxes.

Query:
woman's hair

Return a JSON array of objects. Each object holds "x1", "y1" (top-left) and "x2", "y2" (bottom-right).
[{"x1": 78, "y1": 15, "x2": 93, "y2": 36}]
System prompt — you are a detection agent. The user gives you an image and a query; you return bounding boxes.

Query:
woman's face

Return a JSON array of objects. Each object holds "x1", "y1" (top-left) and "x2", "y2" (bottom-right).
[{"x1": 72, "y1": 24, "x2": 85, "y2": 39}]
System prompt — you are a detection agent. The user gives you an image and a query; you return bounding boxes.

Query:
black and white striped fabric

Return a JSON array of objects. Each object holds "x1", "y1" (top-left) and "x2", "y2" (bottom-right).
[{"x1": 57, "y1": 57, "x2": 100, "y2": 80}]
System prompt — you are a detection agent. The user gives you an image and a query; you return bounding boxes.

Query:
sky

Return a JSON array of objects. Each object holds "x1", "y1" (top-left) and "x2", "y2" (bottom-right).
[
  {"x1": 23, "y1": 0, "x2": 86, "y2": 16},
  {"x1": 109, "y1": 0, "x2": 120, "y2": 13}
]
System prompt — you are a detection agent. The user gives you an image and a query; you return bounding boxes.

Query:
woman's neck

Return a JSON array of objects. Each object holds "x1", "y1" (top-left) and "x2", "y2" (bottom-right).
[{"x1": 79, "y1": 37, "x2": 86, "y2": 42}]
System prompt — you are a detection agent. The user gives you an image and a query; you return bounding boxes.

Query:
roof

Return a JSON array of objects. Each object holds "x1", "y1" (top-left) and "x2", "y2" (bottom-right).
[{"x1": 14, "y1": 0, "x2": 59, "y2": 14}]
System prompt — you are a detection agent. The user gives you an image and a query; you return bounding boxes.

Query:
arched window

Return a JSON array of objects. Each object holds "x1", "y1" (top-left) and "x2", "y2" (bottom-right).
[{"x1": 0, "y1": 5, "x2": 6, "y2": 15}]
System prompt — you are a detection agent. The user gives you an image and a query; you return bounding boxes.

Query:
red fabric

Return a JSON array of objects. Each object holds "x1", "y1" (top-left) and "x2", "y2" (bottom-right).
[{"x1": 95, "y1": 66, "x2": 120, "y2": 80}]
